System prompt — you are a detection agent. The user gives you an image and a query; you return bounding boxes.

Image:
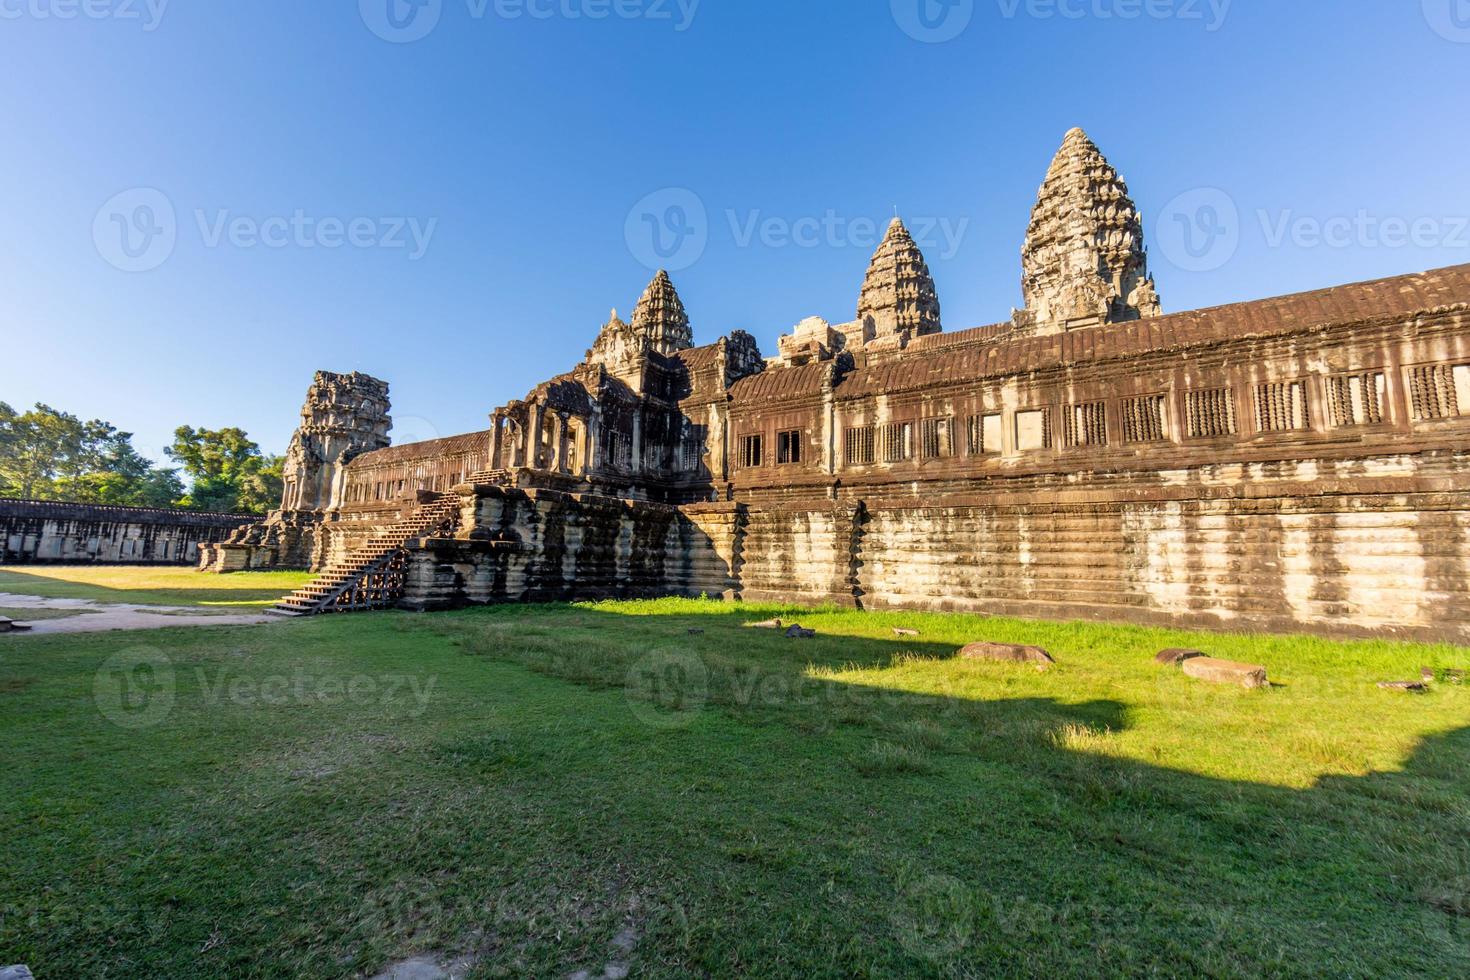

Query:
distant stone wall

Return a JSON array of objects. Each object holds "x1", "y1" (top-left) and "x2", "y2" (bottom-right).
[
  {"x1": 401, "y1": 450, "x2": 1470, "y2": 643},
  {"x1": 0, "y1": 499, "x2": 257, "y2": 566}
]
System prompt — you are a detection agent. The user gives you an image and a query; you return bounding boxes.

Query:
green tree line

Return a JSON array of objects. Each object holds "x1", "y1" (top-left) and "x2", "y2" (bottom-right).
[{"x1": 0, "y1": 402, "x2": 283, "y2": 515}]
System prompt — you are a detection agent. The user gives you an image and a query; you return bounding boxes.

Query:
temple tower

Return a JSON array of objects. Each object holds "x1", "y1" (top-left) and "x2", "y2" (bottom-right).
[
  {"x1": 1019, "y1": 128, "x2": 1162, "y2": 333},
  {"x1": 857, "y1": 217, "x2": 942, "y2": 349},
  {"x1": 631, "y1": 270, "x2": 694, "y2": 356},
  {"x1": 585, "y1": 308, "x2": 644, "y2": 384},
  {"x1": 280, "y1": 372, "x2": 391, "y2": 513}
]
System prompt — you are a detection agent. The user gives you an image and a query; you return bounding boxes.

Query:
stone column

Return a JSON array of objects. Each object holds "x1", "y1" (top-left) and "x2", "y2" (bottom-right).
[
  {"x1": 490, "y1": 411, "x2": 505, "y2": 470},
  {"x1": 632, "y1": 410, "x2": 643, "y2": 475},
  {"x1": 556, "y1": 413, "x2": 570, "y2": 474},
  {"x1": 529, "y1": 405, "x2": 545, "y2": 470}
]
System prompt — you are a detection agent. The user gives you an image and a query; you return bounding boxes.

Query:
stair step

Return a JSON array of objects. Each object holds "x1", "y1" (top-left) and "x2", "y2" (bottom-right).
[{"x1": 269, "y1": 495, "x2": 460, "y2": 614}]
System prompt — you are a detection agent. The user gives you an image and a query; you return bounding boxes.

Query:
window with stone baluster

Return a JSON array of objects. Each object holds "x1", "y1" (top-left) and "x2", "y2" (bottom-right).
[
  {"x1": 1120, "y1": 395, "x2": 1168, "y2": 443},
  {"x1": 1408, "y1": 363, "x2": 1470, "y2": 420},
  {"x1": 844, "y1": 426, "x2": 875, "y2": 465},
  {"x1": 1184, "y1": 388, "x2": 1236, "y2": 438},
  {"x1": 878, "y1": 421, "x2": 914, "y2": 462},
  {"x1": 1255, "y1": 381, "x2": 1311, "y2": 432},
  {"x1": 966, "y1": 413, "x2": 1003, "y2": 455},
  {"x1": 1063, "y1": 401, "x2": 1108, "y2": 448},
  {"x1": 1325, "y1": 371, "x2": 1387, "y2": 427},
  {"x1": 920, "y1": 417, "x2": 954, "y2": 459}
]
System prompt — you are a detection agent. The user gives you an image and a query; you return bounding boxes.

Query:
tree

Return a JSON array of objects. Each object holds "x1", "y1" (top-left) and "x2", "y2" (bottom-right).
[
  {"x1": 166, "y1": 427, "x2": 281, "y2": 515},
  {"x1": 0, "y1": 402, "x2": 185, "y2": 507},
  {"x1": 0, "y1": 402, "x2": 15, "y2": 497},
  {"x1": 0, "y1": 405, "x2": 279, "y2": 514},
  {"x1": 0, "y1": 403, "x2": 84, "y2": 499}
]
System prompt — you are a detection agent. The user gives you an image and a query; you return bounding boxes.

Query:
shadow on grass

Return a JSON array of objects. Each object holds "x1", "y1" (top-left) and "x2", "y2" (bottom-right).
[
  {"x1": 3, "y1": 600, "x2": 1468, "y2": 977},
  {"x1": 0, "y1": 568, "x2": 303, "y2": 606},
  {"x1": 404, "y1": 600, "x2": 1470, "y2": 973}
]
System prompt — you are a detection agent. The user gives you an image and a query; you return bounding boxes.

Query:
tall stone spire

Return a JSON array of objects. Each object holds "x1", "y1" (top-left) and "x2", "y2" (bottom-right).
[
  {"x1": 1019, "y1": 128, "x2": 1161, "y2": 333},
  {"x1": 856, "y1": 217, "x2": 942, "y2": 348},
  {"x1": 631, "y1": 270, "x2": 694, "y2": 356}
]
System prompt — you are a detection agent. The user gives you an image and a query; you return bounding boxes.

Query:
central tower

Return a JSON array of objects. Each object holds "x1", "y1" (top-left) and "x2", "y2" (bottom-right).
[{"x1": 1018, "y1": 128, "x2": 1162, "y2": 333}]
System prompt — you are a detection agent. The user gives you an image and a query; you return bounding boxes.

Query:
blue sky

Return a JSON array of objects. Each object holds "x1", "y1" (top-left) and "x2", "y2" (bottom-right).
[{"x1": 4, "y1": 0, "x2": 1469, "y2": 461}]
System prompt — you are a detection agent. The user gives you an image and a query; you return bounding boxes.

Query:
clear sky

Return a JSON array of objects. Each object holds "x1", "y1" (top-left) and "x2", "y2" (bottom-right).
[{"x1": 4, "y1": 0, "x2": 1469, "y2": 461}]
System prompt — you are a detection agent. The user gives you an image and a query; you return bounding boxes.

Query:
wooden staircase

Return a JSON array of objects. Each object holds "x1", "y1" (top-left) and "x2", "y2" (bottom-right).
[{"x1": 272, "y1": 494, "x2": 461, "y2": 616}]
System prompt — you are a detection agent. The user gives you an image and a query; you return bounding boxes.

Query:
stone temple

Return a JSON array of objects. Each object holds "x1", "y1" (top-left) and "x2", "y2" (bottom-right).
[{"x1": 199, "y1": 130, "x2": 1470, "y2": 643}]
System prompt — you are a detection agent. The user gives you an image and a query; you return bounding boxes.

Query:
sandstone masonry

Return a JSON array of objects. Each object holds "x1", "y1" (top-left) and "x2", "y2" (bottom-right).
[
  {"x1": 2, "y1": 499, "x2": 256, "y2": 565},
  {"x1": 207, "y1": 131, "x2": 1470, "y2": 642}
]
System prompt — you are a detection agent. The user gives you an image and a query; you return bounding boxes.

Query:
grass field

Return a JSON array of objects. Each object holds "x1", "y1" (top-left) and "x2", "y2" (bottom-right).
[
  {"x1": 3, "y1": 588, "x2": 1470, "y2": 977},
  {"x1": 0, "y1": 565, "x2": 314, "y2": 608}
]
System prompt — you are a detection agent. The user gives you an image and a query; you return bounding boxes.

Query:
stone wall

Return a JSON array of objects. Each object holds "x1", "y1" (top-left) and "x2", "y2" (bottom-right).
[
  {"x1": 728, "y1": 449, "x2": 1470, "y2": 643},
  {"x1": 400, "y1": 448, "x2": 1470, "y2": 643},
  {"x1": 400, "y1": 485, "x2": 735, "y2": 610},
  {"x1": 1, "y1": 499, "x2": 256, "y2": 566}
]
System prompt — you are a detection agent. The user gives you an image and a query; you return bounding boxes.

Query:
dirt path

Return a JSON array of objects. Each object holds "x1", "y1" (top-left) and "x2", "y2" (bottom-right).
[{"x1": 0, "y1": 593, "x2": 279, "y2": 635}]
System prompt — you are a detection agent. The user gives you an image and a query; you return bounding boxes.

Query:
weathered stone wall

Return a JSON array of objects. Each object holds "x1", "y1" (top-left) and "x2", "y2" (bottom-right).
[
  {"x1": 734, "y1": 503, "x2": 863, "y2": 607},
  {"x1": 1, "y1": 499, "x2": 256, "y2": 566},
  {"x1": 399, "y1": 485, "x2": 735, "y2": 610},
  {"x1": 729, "y1": 450, "x2": 1470, "y2": 643},
  {"x1": 399, "y1": 449, "x2": 1470, "y2": 642}
]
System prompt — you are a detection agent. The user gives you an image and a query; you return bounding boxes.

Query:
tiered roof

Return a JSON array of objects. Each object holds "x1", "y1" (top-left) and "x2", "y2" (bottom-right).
[
  {"x1": 1020, "y1": 128, "x2": 1160, "y2": 330},
  {"x1": 856, "y1": 217, "x2": 942, "y2": 343},
  {"x1": 631, "y1": 270, "x2": 694, "y2": 355}
]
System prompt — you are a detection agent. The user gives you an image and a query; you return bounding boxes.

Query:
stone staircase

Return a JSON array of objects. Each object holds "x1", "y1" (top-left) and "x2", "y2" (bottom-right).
[
  {"x1": 462, "y1": 468, "x2": 513, "y2": 487},
  {"x1": 272, "y1": 494, "x2": 461, "y2": 616}
]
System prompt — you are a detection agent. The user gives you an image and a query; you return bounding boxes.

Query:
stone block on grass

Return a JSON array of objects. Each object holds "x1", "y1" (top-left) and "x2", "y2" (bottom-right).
[
  {"x1": 1181, "y1": 657, "x2": 1268, "y2": 689},
  {"x1": 959, "y1": 642, "x2": 1054, "y2": 669},
  {"x1": 1155, "y1": 648, "x2": 1206, "y2": 666},
  {"x1": 1378, "y1": 681, "x2": 1429, "y2": 693}
]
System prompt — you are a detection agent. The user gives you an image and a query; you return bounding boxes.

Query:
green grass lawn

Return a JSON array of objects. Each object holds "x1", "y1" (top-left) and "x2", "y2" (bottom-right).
[
  {"x1": 3, "y1": 597, "x2": 1469, "y2": 977},
  {"x1": 0, "y1": 565, "x2": 314, "y2": 608}
]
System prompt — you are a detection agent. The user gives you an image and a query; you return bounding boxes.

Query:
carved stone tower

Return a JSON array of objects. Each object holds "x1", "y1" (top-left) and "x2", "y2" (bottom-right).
[
  {"x1": 631, "y1": 270, "x2": 694, "y2": 356},
  {"x1": 857, "y1": 217, "x2": 942, "y2": 350},
  {"x1": 585, "y1": 308, "x2": 644, "y2": 385},
  {"x1": 1019, "y1": 128, "x2": 1162, "y2": 334},
  {"x1": 280, "y1": 372, "x2": 391, "y2": 513}
]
